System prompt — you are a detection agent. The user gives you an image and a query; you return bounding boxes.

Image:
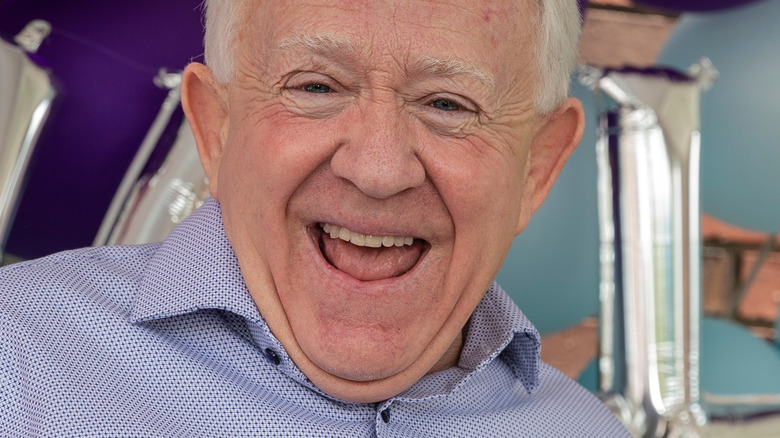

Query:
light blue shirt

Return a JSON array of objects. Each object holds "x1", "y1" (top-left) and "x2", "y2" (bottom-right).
[{"x1": 0, "y1": 199, "x2": 628, "y2": 437}]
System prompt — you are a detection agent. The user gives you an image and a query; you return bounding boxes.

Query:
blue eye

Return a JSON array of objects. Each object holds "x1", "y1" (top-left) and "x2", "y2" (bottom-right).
[
  {"x1": 431, "y1": 98, "x2": 461, "y2": 111},
  {"x1": 303, "y1": 83, "x2": 332, "y2": 93}
]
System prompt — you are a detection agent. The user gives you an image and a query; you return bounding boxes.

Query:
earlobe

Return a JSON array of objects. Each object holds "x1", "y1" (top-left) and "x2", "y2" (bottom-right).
[
  {"x1": 515, "y1": 97, "x2": 586, "y2": 235},
  {"x1": 180, "y1": 62, "x2": 229, "y2": 200}
]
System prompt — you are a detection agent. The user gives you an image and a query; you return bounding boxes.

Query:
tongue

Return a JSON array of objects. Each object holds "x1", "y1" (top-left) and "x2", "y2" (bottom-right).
[{"x1": 320, "y1": 235, "x2": 423, "y2": 281}]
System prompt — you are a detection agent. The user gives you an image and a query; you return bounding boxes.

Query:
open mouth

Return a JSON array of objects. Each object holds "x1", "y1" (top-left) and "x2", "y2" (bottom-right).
[{"x1": 316, "y1": 222, "x2": 427, "y2": 281}]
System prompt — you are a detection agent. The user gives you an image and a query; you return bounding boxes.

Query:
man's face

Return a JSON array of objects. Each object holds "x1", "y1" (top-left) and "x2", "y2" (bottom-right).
[{"x1": 184, "y1": 0, "x2": 582, "y2": 402}]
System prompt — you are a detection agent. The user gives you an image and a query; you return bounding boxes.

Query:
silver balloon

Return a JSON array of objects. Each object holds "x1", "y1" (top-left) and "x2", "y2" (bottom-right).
[
  {"x1": 0, "y1": 20, "x2": 55, "y2": 257},
  {"x1": 581, "y1": 59, "x2": 716, "y2": 437},
  {"x1": 94, "y1": 71, "x2": 209, "y2": 246}
]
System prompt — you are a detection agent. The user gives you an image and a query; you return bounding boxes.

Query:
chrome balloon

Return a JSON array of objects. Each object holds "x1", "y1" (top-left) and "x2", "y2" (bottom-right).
[
  {"x1": 94, "y1": 71, "x2": 209, "y2": 246},
  {"x1": 0, "y1": 20, "x2": 55, "y2": 257},
  {"x1": 581, "y1": 60, "x2": 716, "y2": 437}
]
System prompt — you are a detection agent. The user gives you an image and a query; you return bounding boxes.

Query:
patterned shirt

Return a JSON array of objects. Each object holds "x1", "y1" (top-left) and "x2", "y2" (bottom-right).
[{"x1": 0, "y1": 199, "x2": 628, "y2": 437}]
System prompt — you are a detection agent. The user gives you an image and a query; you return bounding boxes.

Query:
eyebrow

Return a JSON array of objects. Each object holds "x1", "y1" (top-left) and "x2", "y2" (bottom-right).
[
  {"x1": 408, "y1": 56, "x2": 496, "y2": 89},
  {"x1": 277, "y1": 33, "x2": 359, "y2": 60},
  {"x1": 276, "y1": 33, "x2": 495, "y2": 89}
]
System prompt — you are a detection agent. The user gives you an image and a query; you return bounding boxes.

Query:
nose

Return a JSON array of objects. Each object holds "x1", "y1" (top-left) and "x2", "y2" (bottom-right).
[{"x1": 330, "y1": 100, "x2": 426, "y2": 199}]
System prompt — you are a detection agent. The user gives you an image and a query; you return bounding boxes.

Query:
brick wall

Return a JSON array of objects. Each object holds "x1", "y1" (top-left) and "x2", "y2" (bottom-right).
[{"x1": 702, "y1": 214, "x2": 780, "y2": 340}]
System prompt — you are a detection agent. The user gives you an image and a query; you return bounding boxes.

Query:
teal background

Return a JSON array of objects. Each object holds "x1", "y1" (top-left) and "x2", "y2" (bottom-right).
[
  {"x1": 503, "y1": 0, "x2": 780, "y2": 335},
  {"x1": 497, "y1": 77, "x2": 601, "y2": 336},
  {"x1": 658, "y1": 1, "x2": 780, "y2": 233}
]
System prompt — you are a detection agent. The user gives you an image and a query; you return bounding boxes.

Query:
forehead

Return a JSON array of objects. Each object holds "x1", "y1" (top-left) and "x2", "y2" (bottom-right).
[{"x1": 241, "y1": 0, "x2": 538, "y2": 84}]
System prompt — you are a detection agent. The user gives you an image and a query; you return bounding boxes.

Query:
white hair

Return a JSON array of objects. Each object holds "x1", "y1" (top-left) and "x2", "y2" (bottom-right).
[
  {"x1": 202, "y1": 0, "x2": 242, "y2": 85},
  {"x1": 533, "y1": 0, "x2": 582, "y2": 114},
  {"x1": 201, "y1": 0, "x2": 581, "y2": 114}
]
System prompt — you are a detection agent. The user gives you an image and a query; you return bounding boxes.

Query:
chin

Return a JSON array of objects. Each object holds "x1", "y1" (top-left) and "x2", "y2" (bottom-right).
[
  {"x1": 303, "y1": 320, "x2": 422, "y2": 382},
  {"x1": 325, "y1": 363, "x2": 402, "y2": 383}
]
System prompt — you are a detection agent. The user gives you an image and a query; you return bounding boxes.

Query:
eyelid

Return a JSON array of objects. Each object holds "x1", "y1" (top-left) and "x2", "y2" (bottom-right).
[
  {"x1": 424, "y1": 93, "x2": 479, "y2": 113},
  {"x1": 411, "y1": 94, "x2": 482, "y2": 137},
  {"x1": 280, "y1": 70, "x2": 355, "y2": 118},
  {"x1": 284, "y1": 71, "x2": 343, "y2": 93},
  {"x1": 421, "y1": 93, "x2": 481, "y2": 118}
]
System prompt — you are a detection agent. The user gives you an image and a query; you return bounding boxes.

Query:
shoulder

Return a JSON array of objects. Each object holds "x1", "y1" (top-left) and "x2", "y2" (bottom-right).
[
  {"x1": 0, "y1": 243, "x2": 162, "y2": 433},
  {"x1": 458, "y1": 282, "x2": 629, "y2": 436},
  {"x1": 527, "y1": 362, "x2": 631, "y2": 437},
  {"x1": 401, "y1": 357, "x2": 630, "y2": 437},
  {"x1": 461, "y1": 359, "x2": 629, "y2": 436},
  {"x1": 0, "y1": 243, "x2": 160, "y2": 322}
]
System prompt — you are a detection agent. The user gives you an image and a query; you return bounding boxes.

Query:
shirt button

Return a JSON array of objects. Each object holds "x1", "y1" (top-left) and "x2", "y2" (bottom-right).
[
  {"x1": 264, "y1": 348, "x2": 281, "y2": 365},
  {"x1": 380, "y1": 409, "x2": 390, "y2": 423}
]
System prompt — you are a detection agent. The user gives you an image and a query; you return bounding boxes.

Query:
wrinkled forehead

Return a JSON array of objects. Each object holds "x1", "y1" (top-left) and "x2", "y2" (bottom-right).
[{"x1": 238, "y1": 0, "x2": 539, "y2": 86}]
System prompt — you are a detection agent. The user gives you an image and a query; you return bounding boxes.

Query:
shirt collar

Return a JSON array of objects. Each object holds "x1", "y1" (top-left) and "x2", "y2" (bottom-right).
[
  {"x1": 129, "y1": 199, "x2": 314, "y2": 389},
  {"x1": 458, "y1": 282, "x2": 541, "y2": 393},
  {"x1": 130, "y1": 198, "x2": 261, "y2": 324}
]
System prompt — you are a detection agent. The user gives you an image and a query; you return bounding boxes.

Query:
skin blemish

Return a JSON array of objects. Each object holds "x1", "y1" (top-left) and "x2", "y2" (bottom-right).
[{"x1": 482, "y1": 4, "x2": 500, "y2": 23}]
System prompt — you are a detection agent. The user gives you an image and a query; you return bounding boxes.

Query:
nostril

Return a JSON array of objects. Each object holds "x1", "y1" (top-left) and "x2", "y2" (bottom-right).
[{"x1": 329, "y1": 136, "x2": 425, "y2": 200}]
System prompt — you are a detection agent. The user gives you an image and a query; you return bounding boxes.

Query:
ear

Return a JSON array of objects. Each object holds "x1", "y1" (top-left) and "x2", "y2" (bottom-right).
[
  {"x1": 180, "y1": 62, "x2": 229, "y2": 200},
  {"x1": 516, "y1": 97, "x2": 585, "y2": 234}
]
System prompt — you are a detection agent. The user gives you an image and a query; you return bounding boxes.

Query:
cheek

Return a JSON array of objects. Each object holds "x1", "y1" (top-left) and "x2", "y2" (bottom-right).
[
  {"x1": 221, "y1": 109, "x2": 337, "y2": 207},
  {"x1": 427, "y1": 138, "x2": 527, "y2": 236},
  {"x1": 421, "y1": 135, "x2": 528, "y2": 284}
]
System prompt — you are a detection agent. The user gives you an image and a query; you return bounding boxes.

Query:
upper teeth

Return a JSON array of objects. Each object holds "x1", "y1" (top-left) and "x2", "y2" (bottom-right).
[{"x1": 320, "y1": 223, "x2": 414, "y2": 248}]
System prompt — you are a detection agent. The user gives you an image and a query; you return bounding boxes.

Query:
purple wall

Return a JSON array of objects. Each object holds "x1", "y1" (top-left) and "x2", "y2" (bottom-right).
[
  {"x1": 637, "y1": 0, "x2": 766, "y2": 13},
  {"x1": 0, "y1": 0, "x2": 203, "y2": 258}
]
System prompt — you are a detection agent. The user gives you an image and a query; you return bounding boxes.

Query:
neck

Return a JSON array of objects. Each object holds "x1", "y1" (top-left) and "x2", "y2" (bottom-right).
[{"x1": 425, "y1": 326, "x2": 465, "y2": 375}]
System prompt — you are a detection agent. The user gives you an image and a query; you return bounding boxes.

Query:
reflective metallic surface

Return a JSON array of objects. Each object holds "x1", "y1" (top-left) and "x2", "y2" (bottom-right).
[
  {"x1": 13, "y1": 19, "x2": 51, "y2": 53},
  {"x1": 0, "y1": 20, "x2": 55, "y2": 257},
  {"x1": 582, "y1": 60, "x2": 716, "y2": 437},
  {"x1": 94, "y1": 71, "x2": 208, "y2": 246}
]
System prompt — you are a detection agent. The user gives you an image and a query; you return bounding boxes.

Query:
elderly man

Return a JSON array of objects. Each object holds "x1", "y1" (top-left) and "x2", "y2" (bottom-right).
[{"x1": 0, "y1": 0, "x2": 629, "y2": 436}]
